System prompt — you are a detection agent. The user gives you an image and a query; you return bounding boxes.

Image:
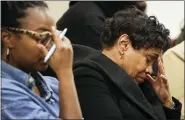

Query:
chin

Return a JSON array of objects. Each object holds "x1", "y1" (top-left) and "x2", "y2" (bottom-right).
[
  {"x1": 135, "y1": 77, "x2": 145, "y2": 84},
  {"x1": 36, "y1": 64, "x2": 49, "y2": 72}
]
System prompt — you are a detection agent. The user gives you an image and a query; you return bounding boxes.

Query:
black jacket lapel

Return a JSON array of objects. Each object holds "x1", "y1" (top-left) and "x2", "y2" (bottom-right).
[{"x1": 84, "y1": 52, "x2": 159, "y2": 120}]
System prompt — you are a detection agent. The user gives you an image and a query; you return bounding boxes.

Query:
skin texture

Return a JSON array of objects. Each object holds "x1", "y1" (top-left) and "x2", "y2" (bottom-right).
[
  {"x1": 102, "y1": 34, "x2": 173, "y2": 108},
  {"x1": 2, "y1": 7, "x2": 55, "y2": 72},
  {"x1": 2, "y1": 6, "x2": 82, "y2": 119}
]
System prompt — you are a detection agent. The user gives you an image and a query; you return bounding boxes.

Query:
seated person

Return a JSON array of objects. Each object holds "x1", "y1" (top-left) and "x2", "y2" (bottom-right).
[
  {"x1": 73, "y1": 8, "x2": 182, "y2": 120},
  {"x1": 1, "y1": 1, "x2": 82, "y2": 119}
]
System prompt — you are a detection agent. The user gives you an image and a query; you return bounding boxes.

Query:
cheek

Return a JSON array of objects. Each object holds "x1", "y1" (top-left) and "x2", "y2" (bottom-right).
[
  {"x1": 136, "y1": 58, "x2": 148, "y2": 73},
  {"x1": 18, "y1": 39, "x2": 41, "y2": 61}
]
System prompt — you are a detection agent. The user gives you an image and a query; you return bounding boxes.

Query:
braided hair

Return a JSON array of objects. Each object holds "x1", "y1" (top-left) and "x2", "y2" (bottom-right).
[{"x1": 1, "y1": 1, "x2": 48, "y2": 50}]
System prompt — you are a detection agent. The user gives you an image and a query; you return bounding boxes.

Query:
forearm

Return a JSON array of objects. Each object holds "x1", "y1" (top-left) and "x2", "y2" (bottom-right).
[{"x1": 56, "y1": 69, "x2": 82, "y2": 119}]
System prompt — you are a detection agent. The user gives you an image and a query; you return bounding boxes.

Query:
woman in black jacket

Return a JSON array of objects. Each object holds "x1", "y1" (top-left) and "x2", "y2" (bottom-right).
[{"x1": 73, "y1": 8, "x2": 182, "y2": 120}]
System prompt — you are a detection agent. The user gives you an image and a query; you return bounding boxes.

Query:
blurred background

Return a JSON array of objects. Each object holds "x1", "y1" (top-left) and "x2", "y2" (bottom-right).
[{"x1": 45, "y1": 1, "x2": 184, "y2": 40}]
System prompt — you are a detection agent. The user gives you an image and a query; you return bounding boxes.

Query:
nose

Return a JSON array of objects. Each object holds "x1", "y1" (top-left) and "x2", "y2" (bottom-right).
[{"x1": 145, "y1": 65, "x2": 153, "y2": 75}]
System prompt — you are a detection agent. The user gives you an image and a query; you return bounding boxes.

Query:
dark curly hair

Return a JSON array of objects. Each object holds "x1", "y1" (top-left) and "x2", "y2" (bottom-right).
[{"x1": 100, "y1": 7, "x2": 171, "y2": 52}]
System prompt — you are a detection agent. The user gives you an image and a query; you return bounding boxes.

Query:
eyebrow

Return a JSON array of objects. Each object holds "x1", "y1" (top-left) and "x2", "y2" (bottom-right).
[
  {"x1": 34, "y1": 27, "x2": 51, "y2": 32},
  {"x1": 147, "y1": 53, "x2": 159, "y2": 60},
  {"x1": 151, "y1": 53, "x2": 159, "y2": 57}
]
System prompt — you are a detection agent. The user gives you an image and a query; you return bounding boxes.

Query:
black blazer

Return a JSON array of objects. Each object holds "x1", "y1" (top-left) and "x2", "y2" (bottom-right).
[
  {"x1": 57, "y1": 2, "x2": 105, "y2": 50},
  {"x1": 40, "y1": 44, "x2": 97, "y2": 77},
  {"x1": 57, "y1": 2, "x2": 140, "y2": 50},
  {"x1": 73, "y1": 51, "x2": 182, "y2": 120}
]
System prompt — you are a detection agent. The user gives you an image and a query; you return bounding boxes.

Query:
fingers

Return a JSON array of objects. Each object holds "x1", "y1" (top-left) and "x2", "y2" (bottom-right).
[
  {"x1": 160, "y1": 74, "x2": 168, "y2": 84},
  {"x1": 146, "y1": 74, "x2": 161, "y2": 91},
  {"x1": 147, "y1": 73, "x2": 168, "y2": 86},
  {"x1": 146, "y1": 74, "x2": 163, "y2": 86},
  {"x1": 51, "y1": 26, "x2": 62, "y2": 48},
  {"x1": 158, "y1": 56, "x2": 163, "y2": 62},
  {"x1": 37, "y1": 44, "x2": 48, "y2": 57},
  {"x1": 160, "y1": 74, "x2": 170, "y2": 92},
  {"x1": 157, "y1": 56, "x2": 168, "y2": 83},
  {"x1": 61, "y1": 36, "x2": 73, "y2": 56},
  {"x1": 158, "y1": 56, "x2": 165, "y2": 75},
  {"x1": 62, "y1": 36, "x2": 72, "y2": 46},
  {"x1": 51, "y1": 26, "x2": 71, "y2": 49},
  {"x1": 146, "y1": 74, "x2": 156, "y2": 84}
]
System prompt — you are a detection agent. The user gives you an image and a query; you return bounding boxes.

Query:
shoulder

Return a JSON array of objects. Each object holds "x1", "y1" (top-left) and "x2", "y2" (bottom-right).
[
  {"x1": 1, "y1": 77, "x2": 37, "y2": 100},
  {"x1": 1, "y1": 77, "x2": 57, "y2": 119},
  {"x1": 1, "y1": 78, "x2": 34, "y2": 110},
  {"x1": 74, "y1": 60, "x2": 105, "y2": 80},
  {"x1": 73, "y1": 52, "x2": 114, "y2": 80},
  {"x1": 73, "y1": 59, "x2": 111, "y2": 90},
  {"x1": 1, "y1": 77, "x2": 28, "y2": 93}
]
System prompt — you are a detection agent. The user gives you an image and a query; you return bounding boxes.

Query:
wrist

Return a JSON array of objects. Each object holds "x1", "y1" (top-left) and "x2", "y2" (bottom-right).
[
  {"x1": 163, "y1": 98, "x2": 174, "y2": 108},
  {"x1": 55, "y1": 68, "x2": 73, "y2": 76}
]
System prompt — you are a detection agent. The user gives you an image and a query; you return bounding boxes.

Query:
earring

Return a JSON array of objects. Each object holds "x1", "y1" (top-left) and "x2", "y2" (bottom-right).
[
  {"x1": 6, "y1": 48, "x2": 9, "y2": 55},
  {"x1": 120, "y1": 52, "x2": 124, "y2": 59}
]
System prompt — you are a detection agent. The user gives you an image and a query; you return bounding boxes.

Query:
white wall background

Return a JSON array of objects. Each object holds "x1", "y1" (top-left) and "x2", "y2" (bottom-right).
[
  {"x1": 146, "y1": 1, "x2": 184, "y2": 39},
  {"x1": 45, "y1": 1, "x2": 69, "y2": 22},
  {"x1": 46, "y1": 1, "x2": 184, "y2": 39}
]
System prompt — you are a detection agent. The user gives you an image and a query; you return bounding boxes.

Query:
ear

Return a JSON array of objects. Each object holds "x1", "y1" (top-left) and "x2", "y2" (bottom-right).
[
  {"x1": 117, "y1": 34, "x2": 131, "y2": 53},
  {"x1": 1, "y1": 31, "x2": 16, "y2": 48}
]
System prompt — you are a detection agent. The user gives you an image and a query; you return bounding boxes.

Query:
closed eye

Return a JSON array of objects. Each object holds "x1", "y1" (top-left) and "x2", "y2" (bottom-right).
[
  {"x1": 146, "y1": 55, "x2": 157, "y2": 64},
  {"x1": 146, "y1": 57, "x2": 152, "y2": 63}
]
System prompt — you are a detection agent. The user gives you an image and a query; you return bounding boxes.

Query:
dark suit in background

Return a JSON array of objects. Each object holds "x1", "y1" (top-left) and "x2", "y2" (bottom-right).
[
  {"x1": 57, "y1": 1, "x2": 146, "y2": 50},
  {"x1": 41, "y1": 44, "x2": 97, "y2": 77},
  {"x1": 73, "y1": 51, "x2": 182, "y2": 120}
]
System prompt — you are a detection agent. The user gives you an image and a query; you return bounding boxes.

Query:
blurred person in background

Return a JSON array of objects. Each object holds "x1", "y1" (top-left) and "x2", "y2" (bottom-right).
[
  {"x1": 57, "y1": 1, "x2": 147, "y2": 50},
  {"x1": 176, "y1": 25, "x2": 184, "y2": 45},
  {"x1": 163, "y1": 25, "x2": 184, "y2": 119}
]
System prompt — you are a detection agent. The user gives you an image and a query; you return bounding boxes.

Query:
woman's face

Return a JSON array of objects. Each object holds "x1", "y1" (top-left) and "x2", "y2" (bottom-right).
[
  {"x1": 126, "y1": 48, "x2": 161, "y2": 83},
  {"x1": 3, "y1": 7, "x2": 55, "y2": 72},
  {"x1": 118, "y1": 38, "x2": 161, "y2": 84}
]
